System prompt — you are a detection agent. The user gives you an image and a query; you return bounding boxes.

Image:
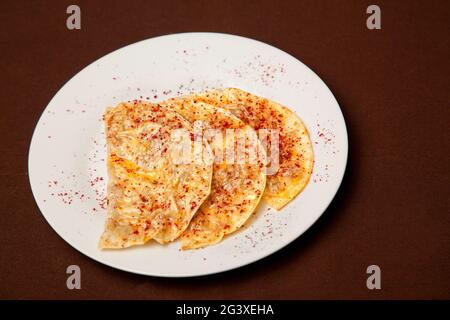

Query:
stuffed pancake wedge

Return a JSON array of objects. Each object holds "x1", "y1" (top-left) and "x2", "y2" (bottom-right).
[
  {"x1": 160, "y1": 98, "x2": 267, "y2": 249},
  {"x1": 182, "y1": 88, "x2": 314, "y2": 210},
  {"x1": 99, "y1": 101, "x2": 213, "y2": 249}
]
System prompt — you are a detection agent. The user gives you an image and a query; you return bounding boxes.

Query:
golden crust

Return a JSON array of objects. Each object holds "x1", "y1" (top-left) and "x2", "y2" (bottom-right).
[
  {"x1": 159, "y1": 98, "x2": 266, "y2": 249},
  {"x1": 99, "y1": 102, "x2": 213, "y2": 249},
  {"x1": 182, "y1": 88, "x2": 314, "y2": 210},
  {"x1": 100, "y1": 87, "x2": 312, "y2": 250}
]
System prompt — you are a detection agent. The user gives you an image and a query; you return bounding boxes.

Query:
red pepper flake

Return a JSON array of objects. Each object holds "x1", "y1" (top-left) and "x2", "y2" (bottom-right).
[{"x1": 90, "y1": 176, "x2": 104, "y2": 187}]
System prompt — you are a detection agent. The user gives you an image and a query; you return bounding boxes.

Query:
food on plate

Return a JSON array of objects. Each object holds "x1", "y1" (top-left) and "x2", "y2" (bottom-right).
[
  {"x1": 100, "y1": 87, "x2": 312, "y2": 250},
  {"x1": 99, "y1": 101, "x2": 213, "y2": 249},
  {"x1": 160, "y1": 98, "x2": 267, "y2": 249},
  {"x1": 180, "y1": 88, "x2": 314, "y2": 210}
]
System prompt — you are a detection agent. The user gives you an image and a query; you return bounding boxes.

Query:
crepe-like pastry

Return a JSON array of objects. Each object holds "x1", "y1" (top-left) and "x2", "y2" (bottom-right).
[
  {"x1": 160, "y1": 98, "x2": 266, "y2": 249},
  {"x1": 99, "y1": 101, "x2": 213, "y2": 248},
  {"x1": 182, "y1": 88, "x2": 314, "y2": 210}
]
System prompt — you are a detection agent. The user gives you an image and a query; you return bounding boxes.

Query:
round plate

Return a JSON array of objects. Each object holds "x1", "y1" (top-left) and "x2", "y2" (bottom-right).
[{"x1": 29, "y1": 33, "x2": 347, "y2": 277}]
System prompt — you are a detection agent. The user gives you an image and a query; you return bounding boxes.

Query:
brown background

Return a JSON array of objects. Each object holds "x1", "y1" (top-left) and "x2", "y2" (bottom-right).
[{"x1": 0, "y1": 0, "x2": 449, "y2": 299}]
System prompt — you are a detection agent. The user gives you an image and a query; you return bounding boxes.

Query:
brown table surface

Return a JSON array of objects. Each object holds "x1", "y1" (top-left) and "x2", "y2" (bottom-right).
[{"x1": 0, "y1": 0, "x2": 449, "y2": 300}]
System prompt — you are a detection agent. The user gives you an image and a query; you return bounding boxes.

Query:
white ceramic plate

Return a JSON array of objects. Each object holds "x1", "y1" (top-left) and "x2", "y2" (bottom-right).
[{"x1": 29, "y1": 33, "x2": 347, "y2": 277}]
